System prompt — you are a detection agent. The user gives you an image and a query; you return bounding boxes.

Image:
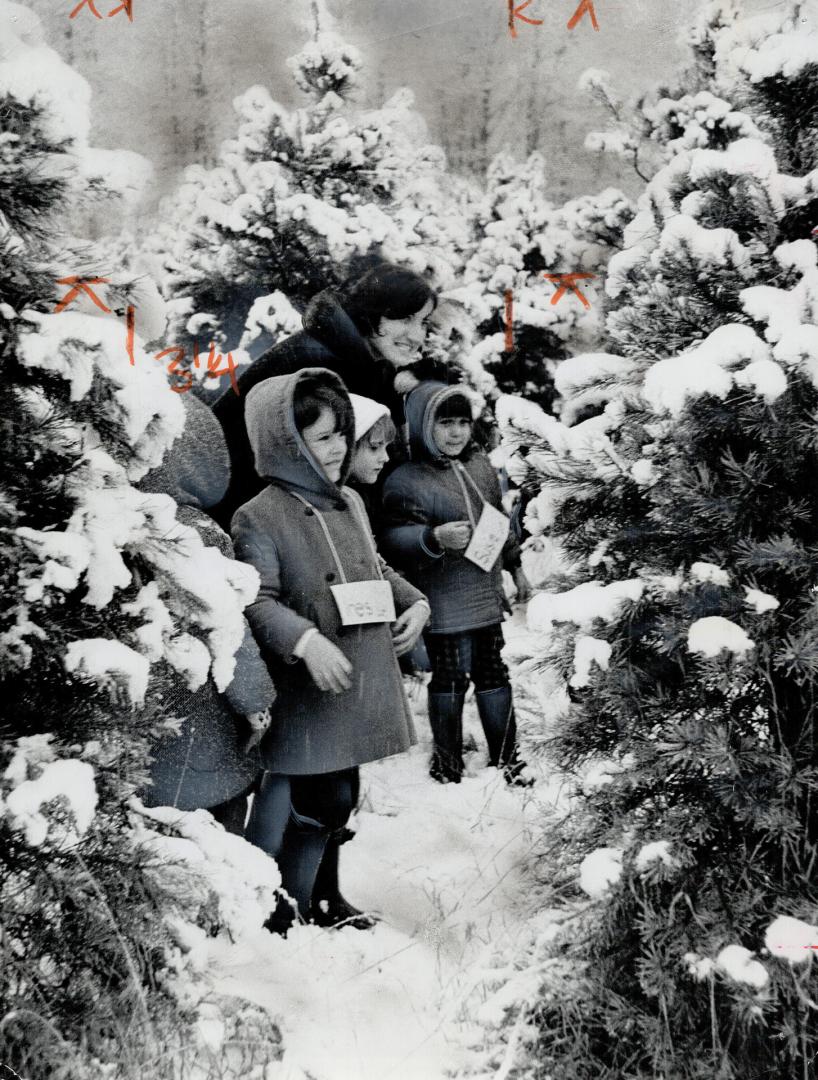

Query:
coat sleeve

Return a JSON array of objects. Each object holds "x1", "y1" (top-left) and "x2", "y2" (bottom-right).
[
  {"x1": 378, "y1": 557, "x2": 427, "y2": 613},
  {"x1": 380, "y1": 470, "x2": 445, "y2": 568},
  {"x1": 231, "y1": 504, "x2": 317, "y2": 661},
  {"x1": 222, "y1": 624, "x2": 276, "y2": 714}
]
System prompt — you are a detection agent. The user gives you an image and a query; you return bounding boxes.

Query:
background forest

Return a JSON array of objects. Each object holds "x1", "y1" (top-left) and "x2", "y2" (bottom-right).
[{"x1": 21, "y1": 0, "x2": 791, "y2": 211}]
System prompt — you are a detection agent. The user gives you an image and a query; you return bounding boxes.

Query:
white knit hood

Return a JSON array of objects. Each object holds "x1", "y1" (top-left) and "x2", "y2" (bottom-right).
[{"x1": 349, "y1": 393, "x2": 391, "y2": 443}]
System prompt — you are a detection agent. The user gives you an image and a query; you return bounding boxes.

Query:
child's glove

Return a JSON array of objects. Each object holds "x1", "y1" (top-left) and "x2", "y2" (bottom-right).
[
  {"x1": 391, "y1": 600, "x2": 430, "y2": 656},
  {"x1": 432, "y1": 521, "x2": 472, "y2": 551},
  {"x1": 302, "y1": 633, "x2": 353, "y2": 694}
]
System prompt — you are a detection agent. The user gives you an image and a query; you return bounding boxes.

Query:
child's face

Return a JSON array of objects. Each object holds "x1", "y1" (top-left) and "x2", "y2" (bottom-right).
[
  {"x1": 301, "y1": 406, "x2": 348, "y2": 483},
  {"x1": 350, "y1": 434, "x2": 390, "y2": 486},
  {"x1": 433, "y1": 415, "x2": 472, "y2": 458}
]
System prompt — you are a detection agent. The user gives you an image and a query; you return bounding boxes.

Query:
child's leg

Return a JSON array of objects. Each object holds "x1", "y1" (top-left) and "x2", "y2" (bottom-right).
[
  {"x1": 425, "y1": 633, "x2": 470, "y2": 783},
  {"x1": 245, "y1": 772, "x2": 291, "y2": 855},
  {"x1": 310, "y1": 768, "x2": 375, "y2": 929},
  {"x1": 210, "y1": 776, "x2": 260, "y2": 835},
  {"x1": 275, "y1": 768, "x2": 365, "y2": 926},
  {"x1": 471, "y1": 625, "x2": 529, "y2": 783}
]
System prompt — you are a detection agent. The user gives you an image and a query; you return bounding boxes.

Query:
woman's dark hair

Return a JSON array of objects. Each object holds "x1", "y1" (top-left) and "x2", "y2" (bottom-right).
[
  {"x1": 435, "y1": 392, "x2": 473, "y2": 421},
  {"x1": 343, "y1": 263, "x2": 437, "y2": 337},
  {"x1": 293, "y1": 376, "x2": 351, "y2": 439}
]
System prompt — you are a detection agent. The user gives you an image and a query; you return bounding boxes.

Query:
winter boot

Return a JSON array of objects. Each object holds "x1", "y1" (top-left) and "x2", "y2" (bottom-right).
[
  {"x1": 475, "y1": 686, "x2": 532, "y2": 787},
  {"x1": 427, "y1": 691, "x2": 466, "y2": 784},
  {"x1": 265, "y1": 811, "x2": 330, "y2": 936},
  {"x1": 310, "y1": 829, "x2": 378, "y2": 930}
]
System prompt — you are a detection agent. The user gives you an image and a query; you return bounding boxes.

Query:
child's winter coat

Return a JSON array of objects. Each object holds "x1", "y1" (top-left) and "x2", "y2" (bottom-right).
[
  {"x1": 381, "y1": 382, "x2": 520, "y2": 635},
  {"x1": 231, "y1": 368, "x2": 425, "y2": 776},
  {"x1": 137, "y1": 395, "x2": 274, "y2": 811}
]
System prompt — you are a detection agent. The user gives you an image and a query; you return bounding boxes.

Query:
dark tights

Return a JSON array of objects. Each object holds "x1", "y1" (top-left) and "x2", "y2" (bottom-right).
[
  {"x1": 425, "y1": 624, "x2": 510, "y2": 694},
  {"x1": 246, "y1": 767, "x2": 360, "y2": 857}
]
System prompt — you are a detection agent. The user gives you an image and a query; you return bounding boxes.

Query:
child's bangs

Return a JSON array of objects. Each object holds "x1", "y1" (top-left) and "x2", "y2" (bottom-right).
[
  {"x1": 293, "y1": 376, "x2": 351, "y2": 436},
  {"x1": 436, "y1": 392, "x2": 473, "y2": 421},
  {"x1": 361, "y1": 413, "x2": 396, "y2": 448}
]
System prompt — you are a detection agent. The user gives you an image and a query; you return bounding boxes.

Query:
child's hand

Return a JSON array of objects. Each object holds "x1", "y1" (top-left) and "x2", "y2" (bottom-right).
[
  {"x1": 302, "y1": 634, "x2": 353, "y2": 693},
  {"x1": 433, "y1": 521, "x2": 472, "y2": 551},
  {"x1": 391, "y1": 601, "x2": 430, "y2": 656}
]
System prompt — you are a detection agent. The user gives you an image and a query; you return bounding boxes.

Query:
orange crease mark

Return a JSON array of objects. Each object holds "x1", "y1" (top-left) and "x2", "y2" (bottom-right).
[
  {"x1": 508, "y1": 0, "x2": 543, "y2": 38},
  {"x1": 567, "y1": 0, "x2": 600, "y2": 32},
  {"x1": 503, "y1": 289, "x2": 514, "y2": 352}
]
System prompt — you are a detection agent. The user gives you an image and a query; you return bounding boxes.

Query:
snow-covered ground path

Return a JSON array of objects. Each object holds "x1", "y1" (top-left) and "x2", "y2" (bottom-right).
[{"x1": 207, "y1": 675, "x2": 566, "y2": 1080}]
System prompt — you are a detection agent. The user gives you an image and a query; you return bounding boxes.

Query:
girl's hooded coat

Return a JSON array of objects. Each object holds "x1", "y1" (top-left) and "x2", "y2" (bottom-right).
[
  {"x1": 381, "y1": 382, "x2": 520, "y2": 635},
  {"x1": 137, "y1": 395, "x2": 274, "y2": 810},
  {"x1": 231, "y1": 368, "x2": 424, "y2": 775}
]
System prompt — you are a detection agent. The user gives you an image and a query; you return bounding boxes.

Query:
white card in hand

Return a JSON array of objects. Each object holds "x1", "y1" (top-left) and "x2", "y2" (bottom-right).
[
  {"x1": 331, "y1": 579, "x2": 397, "y2": 626},
  {"x1": 464, "y1": 503, "x2": 509, "y2": 572}
]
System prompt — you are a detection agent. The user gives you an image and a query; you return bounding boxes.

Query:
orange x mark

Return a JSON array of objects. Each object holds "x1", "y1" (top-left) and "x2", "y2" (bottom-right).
[
  {"x1": 543, "y1": 272, "x2": 597, "y2": 309},
  {"x1": 54, "y1": 276, "x2": 112, "y2": 314},
  {"x1": 69, "y1": 0, "x2": 133, "y2": 19}
]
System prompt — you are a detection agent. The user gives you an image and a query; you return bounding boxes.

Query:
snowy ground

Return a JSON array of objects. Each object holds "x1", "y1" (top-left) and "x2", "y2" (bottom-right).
[{"x1": 207, "y1": 644, "x2": 567, "y2": 1080}]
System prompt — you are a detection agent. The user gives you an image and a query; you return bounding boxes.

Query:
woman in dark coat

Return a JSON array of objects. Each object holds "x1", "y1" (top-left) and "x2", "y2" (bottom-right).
[
  {"x1": 212, "y1": 263, "x2": 441, "y2": 525},
  {"x1": 137, "y1": 395, "x2": 275, "y2": 830},
  {"x1": 231, "y1": 368, "x2": 430, "y2": 931}
]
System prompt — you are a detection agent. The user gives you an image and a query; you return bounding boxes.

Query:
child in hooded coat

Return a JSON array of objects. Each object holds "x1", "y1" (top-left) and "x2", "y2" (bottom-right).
[
  {"x1": 136, "y1": 395, "x2": 274, "y2": 830},
  {"x1": 381, "y1": 382, "x2": 530, "y2": 785},
  {"x1": 231, "y1": 368, "x2": 430, "y2": 931},
  {"x1": 346, "y1": 393, "x2": 394, "y2": 522}
]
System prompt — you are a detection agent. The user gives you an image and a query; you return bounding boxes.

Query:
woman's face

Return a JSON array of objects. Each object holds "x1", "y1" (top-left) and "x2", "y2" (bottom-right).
[
  {"x1": 301, "y1": 406, "x2": 348, "y2": 483},
  {"x1": 372, "y1": 299, "x2": 435, "y2": 370},
  {"x1": 350, "y1": 433, "x2": 391, "y2": 486}
]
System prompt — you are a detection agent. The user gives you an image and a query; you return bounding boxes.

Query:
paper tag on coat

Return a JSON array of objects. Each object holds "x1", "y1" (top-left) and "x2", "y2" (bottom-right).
[
  {"x1": 464, "y1": 503, "x2": 509, "y2": 572},
  {"x1": 330, "y1": 580, "x2": 397, "y2": 626}
]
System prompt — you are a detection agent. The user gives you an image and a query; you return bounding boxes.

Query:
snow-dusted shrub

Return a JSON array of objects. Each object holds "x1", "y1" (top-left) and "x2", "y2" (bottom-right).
[
  {"x1": 499, "y1": 5, "x2": 818, "y2": 1078},
  {"x1": 452, "y1": 150, "x2": 634, "y2": 411}
]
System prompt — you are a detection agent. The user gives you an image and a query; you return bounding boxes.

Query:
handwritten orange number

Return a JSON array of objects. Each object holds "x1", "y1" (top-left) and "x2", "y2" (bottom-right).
[
  {"x1": 204, "y1": 344, "x2": 240, "y2": 396},
  {"x1": 155, "y1": 346, "x2": 192, "y2": 394}
]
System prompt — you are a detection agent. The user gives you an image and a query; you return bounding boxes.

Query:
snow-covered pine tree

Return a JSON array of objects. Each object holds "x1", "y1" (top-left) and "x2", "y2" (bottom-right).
[
  {"x1": 497, "y1": 5, "x2": 818, "y2": 1077},
  {"x1": 581, "y1": 2, "x2": 770, "y2": 189},
  {"x1": 0, "y1": 6, "x2": 279, "y2": 1076},
  {"x1": 453, "y1": 148, "x2": 633, "y2": 412},
  {"x1": 146, "y1": 0, "x2": 476, "y2": 383}
]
